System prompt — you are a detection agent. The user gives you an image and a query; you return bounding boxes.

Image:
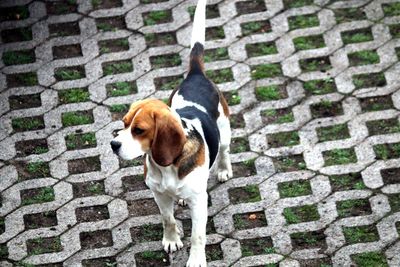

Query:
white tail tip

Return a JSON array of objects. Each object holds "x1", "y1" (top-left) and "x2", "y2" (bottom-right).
[{"x1": 190, "y1": 0, "x2": 207, "y2": 49}]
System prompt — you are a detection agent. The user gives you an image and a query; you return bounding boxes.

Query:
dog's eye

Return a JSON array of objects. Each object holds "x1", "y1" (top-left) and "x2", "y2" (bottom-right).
[{"x1": 132, "y1": 127, "x2": 144, "y2": 135}]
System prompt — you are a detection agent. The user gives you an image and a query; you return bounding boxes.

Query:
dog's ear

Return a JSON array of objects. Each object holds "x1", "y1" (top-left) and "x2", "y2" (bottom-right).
[
  {"x1": 122, "y1": 99, "x2": 151, "y2": 128},
  {"x1": 151, "y1": 112, "x2": 186, "y2": 166}
]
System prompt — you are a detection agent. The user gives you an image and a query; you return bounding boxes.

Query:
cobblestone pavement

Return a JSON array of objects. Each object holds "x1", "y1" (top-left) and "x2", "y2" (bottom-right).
[{"x1": 1, "y1": 0, "x2": 400, "y2": 266}]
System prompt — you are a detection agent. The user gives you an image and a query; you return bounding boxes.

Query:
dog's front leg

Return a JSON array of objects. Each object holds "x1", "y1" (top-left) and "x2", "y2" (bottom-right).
[
  {"x1": 153, "y1": 191, "x2": 183, "y2": 253},
  {"x1": 187, "y1": 192, "x2": 208, "y2": 267}
]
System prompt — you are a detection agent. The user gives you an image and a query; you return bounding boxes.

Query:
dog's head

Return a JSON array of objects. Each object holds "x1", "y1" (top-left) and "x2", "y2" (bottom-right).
[{"x1": 110, "y1": 99, "x2": 186, "y2": 166}]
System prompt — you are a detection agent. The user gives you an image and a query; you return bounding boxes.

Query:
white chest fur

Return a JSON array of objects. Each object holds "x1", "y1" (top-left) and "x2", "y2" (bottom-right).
[{"x1": 145, "y1": 154, "x2": 210, "y2": 202}]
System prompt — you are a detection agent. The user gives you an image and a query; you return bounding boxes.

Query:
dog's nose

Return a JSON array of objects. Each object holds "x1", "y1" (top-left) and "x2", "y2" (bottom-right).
[{"x1": 110, "y1": 140, "x2": 121, "y2": 152}]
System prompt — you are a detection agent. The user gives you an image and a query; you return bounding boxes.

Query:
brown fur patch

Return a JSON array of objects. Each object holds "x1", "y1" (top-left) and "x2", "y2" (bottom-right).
[
  {"x1": 175, "y1": 130, "x2": 205, "y2": 179},
  {"x1": 218, "y1": 89, "x2": 230, "y2": 117}
]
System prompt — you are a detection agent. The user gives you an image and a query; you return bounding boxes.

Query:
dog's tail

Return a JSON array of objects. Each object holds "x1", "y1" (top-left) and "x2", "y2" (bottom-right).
[{"x1": 189, "y1": 0, "x2": 207, "y2": 74}]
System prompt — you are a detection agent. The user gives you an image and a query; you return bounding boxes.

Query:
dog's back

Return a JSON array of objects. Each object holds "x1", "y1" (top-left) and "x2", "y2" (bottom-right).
[{"x1": 168, "y1": 0, "x2": 224, "y2": 168}]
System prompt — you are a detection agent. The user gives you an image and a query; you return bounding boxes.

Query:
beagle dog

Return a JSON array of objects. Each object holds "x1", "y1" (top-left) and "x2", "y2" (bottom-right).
[{"x1": 110, "y1": 0, "x2": 232, "y2": 265}]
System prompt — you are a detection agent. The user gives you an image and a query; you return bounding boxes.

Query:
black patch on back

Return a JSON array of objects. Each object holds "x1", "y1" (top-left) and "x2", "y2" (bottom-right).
[
  {"x1": 177, "y1": 107, "x2": 219, "y2": 168},
  {"x1": 178, "y1": 73, "x2": 220, "y2": 120}
]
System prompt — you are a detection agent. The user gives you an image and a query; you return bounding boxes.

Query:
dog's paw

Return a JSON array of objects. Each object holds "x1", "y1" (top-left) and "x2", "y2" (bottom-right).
[
  {"x1": 186, "y1": 250, "x2": 207, "y2": 267},
  {"x1": 217, "y1": 169, "x2": 232, "y2": 182},
  {"x1": 162, "y1": 236, "x2": 183, "y2": 253},
  {"x1": 178, "y1": 198, "x2": 187, "y2": 206}
]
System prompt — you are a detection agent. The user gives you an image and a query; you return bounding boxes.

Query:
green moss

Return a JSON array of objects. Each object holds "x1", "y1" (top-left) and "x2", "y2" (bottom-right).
[
  {"x1": 97, "y1": 23, "x2": 114, "y2": 31},
  {"x1": 303, "y1": 79, "x2": 336, "y2": 95},
  {"x1": 204, "y1": 47, "x2": 229, "y2": 62},
  {"x1": 26, "y1": 162, "x2": 50, "y2": 177},
  {"x1": 145, "y1": 32, "x2": 176, "y2": 47},
  {"x1": 135, "y1": 224, "x2": 163, "y2": 242},
  {"x1": 59, "y1": 88, "x2": 89, "y2": 103},
  {"x1": 255, "y1": 85, "x2": 282, "y2": 101},
  {"x1": 230, "y1": 185, "x2": 261, "y2": 203},
  {"x1": 27, "y1": 237, "x2": 62, "y2": 255},
  {"x1": 241, "y1": 20, "x2": 270, "y2": 36},
  {"x1": 329, "y1": 174, "x2": 366, "y2": 191},
  {"x1": 2, "y1": 50, "x2": 35, "y2": 65},
  {"x1": 268, "y1": 131, "x2": 299, "y2": 147},
  {"x1": 206, "y1": 68, "x2": 234, "y2": 83},
  {"x1": 240, "y1": 238, "x2": 274, "y2": 257},
  {"x1": 91, "y1": 0, "x2": 102, "y2": 8},
  {"x1": 300, "y1": 57, "x2": 331, "y2": 72},
  {"x1": 231, "y1": 137, "x2": 249, "y2": 153},
  {"x1": 334, "y1": 8, "x2": 367, "y2": 23},
  {"x1": 62, "y1": 111, "x2": 93, "y2": 126},
  {"x1": 65, "y1": 132, "x2": 96, "y2": 150},
  {"x1": 143, "y1": 10, "x2": 170, "y2": 26},
  {"x1": 284, "y1": 0, "x2": 313, "y2": 8},
  {"x1": 290, "y1": 231, "x2": 321, "y2": 245},
  {"x1": 317, "y1": 124, "x2": 350, "y2": 142},
  {"x1": 157, "y1": 77, "x2": 183, "y2": 91},
  {"x1": 288, "y1": 14, "x2": 319, "y2": 30},
  {"x1": 106, "y1": 81, "x2": 137, "y2": 96},
  {"x1": 373, "y1": 143, "x2": 400, "y2": 160},
  {"x1": 206, "y1": 26, "x2": 225, "y2": 40},
  {"x1": 348, "y1": 50, "x2": 380, "y2": 66},
  {"x1": 337, "y1": 199, "x2": 370, "y2": 218},
  {"x1": 109, "y1": 104, "x2": 129, "y2": 113},
  {"x1": 389, "y1": 24, "x2": 400, "y2": 38},
  {"x1": 341, "y1": 29, "x2": 373, "y2": 44},
  {"x1": 383, "y1": 2, "x2": 400, "y2": 16},
  {"x1": 246, "y1": 42, "x2": 277, "y2": 57},
  {"x1": 277, "y1": 113, "x2": 294, "y2": 123},
  {"x1": 343, "y1": 225, "x2": 379, "y2": 244},
  {"x1": 293, "y1": 35, "x2": 325, "y2": 50},
  {"x1": 88, "y1": 183, "x2": 103, "y2": 194},
  {"x1": 33, "y1": 147, "x2": 49, "y2": 154},
  {"x1": 251, "y1": 64, "x2": 282, "y2": 79},
  {"x1": 261, "y1": 109, "x2": 294, "y2": 124},
  {"x1": 103, "y1": 61, "x2": 133, "y2": 75},
  {"x1": 151, "y1": 54, "x2": 181, "y2": 69},
  {"x1": 55, "y1": 68, "x2": 84, "y2": 80},
  {"x1": 274, "y1": 156, "x2": 307, "y2": 171},
  {"x1": 22, "y1": 187, "x2": 55, "y2": 205},
  {"x1": 351, "y1": 251, "x2": 388, "y2": 267},
  {"x1": 324, "y1": 148, "x2": 357, "y2": 166},
  {"x1": 10, "y1": 72, "x2": 38, "y2": 86},
  {"x1": 138, "y1": 250, "x2": 165, "y2": 260},
  {"x1": 0, "y1": 243, "x2": 8, "y2": 259},
  {"x1": 224, "y1": 90, "x2": 241, "y2": 105},
  {"x1": 366, "y1": 118, "x2": 400, "y2": 135},
  {"x1": 353, "y1": 72, "x2": 386, "y2": 89},
  {"x1": 12, "y1": 117, "x2": 44, "y2": 131},
  {"x1": 278, "y1": 180, "x2": 311, "y2": 198},
  {"x1": 388, "y1": 193, "x2": 400, "y2": 212},
  {"x1": 99, "y1": 38, "x2": 129, "y2": 54},
  {"x1": 284, "y1": 204, "x2": 320, "y2": 224}
]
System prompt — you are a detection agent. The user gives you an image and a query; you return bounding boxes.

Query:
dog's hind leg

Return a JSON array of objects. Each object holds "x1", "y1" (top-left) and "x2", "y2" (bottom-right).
[
  {"x1": 216, "y1": 102, "x2": 233, "y2": 182},
  {"x1": 153, "y1": 192, "x2": 183, "y2": 253}
]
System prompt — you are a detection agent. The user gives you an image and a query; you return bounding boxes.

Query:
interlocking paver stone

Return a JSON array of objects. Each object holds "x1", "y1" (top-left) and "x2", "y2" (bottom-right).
[{"x1": 1, "y1": 0, "x2": 400, "y2": 266}]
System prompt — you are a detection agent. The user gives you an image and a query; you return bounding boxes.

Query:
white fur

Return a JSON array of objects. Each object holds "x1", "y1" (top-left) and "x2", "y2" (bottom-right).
[
  {"x1": 145, "y1": 118, "x2": 211, "y2": 267},
  {"x1": 171, "y1": 94, "x2": 207, "y2": 113},
  {"x1": 112, "y1": 127, "x2": 145, "y2": 160},
  {"x1": 191, "y1": 0, "x2": 207, "y2": 48},
  {"x1": 216, "y1": 103, "x2": 233, "y2": 181}
]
